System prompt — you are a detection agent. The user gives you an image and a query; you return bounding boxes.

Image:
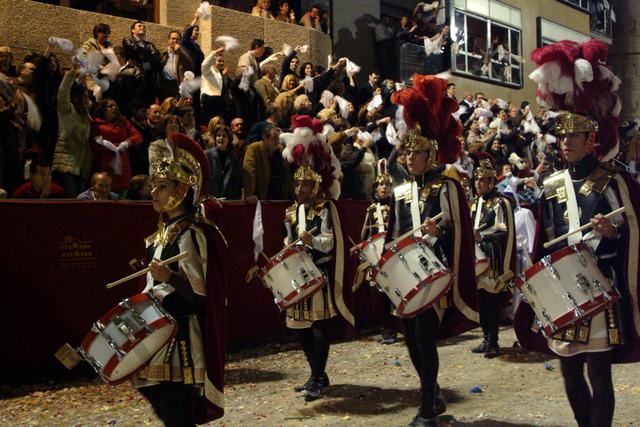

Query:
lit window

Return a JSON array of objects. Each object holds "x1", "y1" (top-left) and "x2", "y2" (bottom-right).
[{"x1": 451, "y1": 9, "x2": 523, "y2": 87}]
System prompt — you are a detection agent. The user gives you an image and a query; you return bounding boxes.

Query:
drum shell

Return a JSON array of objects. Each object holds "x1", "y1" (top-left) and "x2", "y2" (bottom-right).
[
  {"x1": 259, "y1": 246, "x2": 327, "y2": 310},
  {"x1": 80, "y1": 293, "x2": 176, "y2": 383},
  {"x1": 355, "y1": 232, "x2": 386, "y2": 267},
  {"x1": 371, "y1": 236, "x2": 452, "y2": 318},
  {"x1": 513, "y1": 242, "x2": 621, "y2": 337}
]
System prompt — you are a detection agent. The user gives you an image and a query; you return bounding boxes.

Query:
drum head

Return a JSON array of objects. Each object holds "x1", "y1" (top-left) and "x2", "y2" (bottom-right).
[{"x1": 108, "y1": 324, "x2": 176, "y2": 381}]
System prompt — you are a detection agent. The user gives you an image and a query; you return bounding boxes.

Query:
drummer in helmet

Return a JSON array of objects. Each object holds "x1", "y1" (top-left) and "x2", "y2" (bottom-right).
[
  {"x1": 360, "y1": 159, "x2": 397, "y2": 344},
  {"x1": 469, "y1": 153, "x2": 516, "y2": 359},
  {"x1": 281, "y1": 115, "x2": 352, "y2": 403},
  {"x1": 284, "y1": 165, "x2": 336, "y2": 402},
  {"x1": 514, "y1": 40, "x2": 640, "y2": 427},
  {"x1": 389, "y1": 75, "x2": 478, "y2": 427},
  {"x1": 133, "y1": 133, "x2": 226, "y2": 425}
]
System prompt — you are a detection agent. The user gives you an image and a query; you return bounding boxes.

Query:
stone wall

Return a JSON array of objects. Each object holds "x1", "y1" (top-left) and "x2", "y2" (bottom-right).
[
  {"x1": 610, "y1": 0, "x2": 640, "y2": 121},
  {"x1": 0, "y1": 0, "x2": 331, "y2": 77}
]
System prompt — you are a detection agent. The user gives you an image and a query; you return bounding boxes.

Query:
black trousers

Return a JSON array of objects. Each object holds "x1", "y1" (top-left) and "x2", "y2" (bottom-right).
[
  {"x1": 560, "y1": 351, "x2": 614, "y2": 427},
  {"x1": 403, "y1": 308, "x2": 440, "y2": 418},
  {"x1": 138, "y1": 383, "x2": 197, "y2": 427},
  {"x1": 296, "y1": 319, "x2": 331, "y2": 380},
  {"x1": 478, "y1": 289, "x2": 501, "y2": 346}
]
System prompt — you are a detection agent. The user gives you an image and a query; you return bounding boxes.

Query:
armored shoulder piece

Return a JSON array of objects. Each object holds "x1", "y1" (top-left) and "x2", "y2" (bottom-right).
[
  {"x1": 285, "y1": 202, "x2": 298, "y2": 225},
  {"x1": 543, "y1": 170, "x2": 566, "y2": 201},
  {"x1": 394, "y1": 181, "x2": 412, "y2": 202},
  {"x1": 579, "y1": 161, "x2": 619, "y2": 196}
]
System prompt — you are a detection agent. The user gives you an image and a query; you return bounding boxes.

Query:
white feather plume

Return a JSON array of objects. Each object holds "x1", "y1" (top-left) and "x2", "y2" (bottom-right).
[{"x1": 573, "y1": 58, "x2": 593, "y2": 90}]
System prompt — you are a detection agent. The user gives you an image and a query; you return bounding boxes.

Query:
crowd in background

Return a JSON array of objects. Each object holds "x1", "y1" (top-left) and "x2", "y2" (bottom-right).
[{"x1": 0, "y1": 0, "x2": 639, "y2": 214}]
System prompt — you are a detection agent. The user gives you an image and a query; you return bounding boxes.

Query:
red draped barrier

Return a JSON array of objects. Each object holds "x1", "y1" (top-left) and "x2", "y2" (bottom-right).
[{"x1": 0, "y1": 199, "x2": 369, "y2": 376}]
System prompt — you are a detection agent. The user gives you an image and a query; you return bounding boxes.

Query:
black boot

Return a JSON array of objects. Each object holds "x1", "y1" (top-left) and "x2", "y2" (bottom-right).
[
  {"x1": 304, "y1": 379, "x2": 323, "y2": 402},
  {"x1": 380, "y1": 328, "x2": 398, "y2": 344},
  {"x1": 409, "y1": 412, "x2": 438, "y2": 427},
  {"x1": 471, "y1": 339, "x2": 489, "y2": 353},
  {"x1": 293, "y1": 375, "x2": 314, "y2": 392},
  {"x1": 484, "y1": 344, "x2": 500, "y2": 359},
  {"x1": 317, "y1": 372, "x2": 330, "y2": 387},
  {"x1": 435, "y1": 387, "x2": 446, "y2": 415}
]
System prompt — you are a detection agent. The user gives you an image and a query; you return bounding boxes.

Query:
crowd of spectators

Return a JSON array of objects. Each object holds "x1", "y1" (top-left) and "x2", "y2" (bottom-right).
[{"x1": 1, "y1": 1, "x2": 638, "y2": 213}]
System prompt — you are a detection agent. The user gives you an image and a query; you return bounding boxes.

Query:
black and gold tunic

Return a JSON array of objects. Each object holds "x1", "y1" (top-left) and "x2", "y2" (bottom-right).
[
  {"x1": 470, "y1": 191, "x2": 516, "y2": 293},
  {"x1": 283, "y1": 198, "x2": 337, "y2": 328},
  {"x1": 539, "y1": 155, "x2": 625, "y2": 355},
  {"x1": 134, "y1": 213, "x2": 208, "y2": 386},
  {"x1": 361, "y1": 198, "x2": 391, "y2": 240}
]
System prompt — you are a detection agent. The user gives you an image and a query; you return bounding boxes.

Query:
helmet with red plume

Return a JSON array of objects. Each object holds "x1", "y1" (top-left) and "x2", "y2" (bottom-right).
[
  {"x1": 529, "y1": 39, "x2": 621, "y2": 160},
  {"x1": 392, "y1": 74, "x2": 463, "y2": 164}
]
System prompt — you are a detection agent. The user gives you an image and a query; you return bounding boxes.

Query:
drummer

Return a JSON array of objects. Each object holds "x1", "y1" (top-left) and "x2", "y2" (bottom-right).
[
  {"x1": 469, "y1": 153, "x2": 516, "y2": 358},
  {"x1": 283, "y1": 164, "x2": 341, "y2": 402},
  {"x1": 133, "y1": 133, "x2": 226, "y2": 425},
  {"x1": 388, "y1": 75, "x2": 478, "y2": 427},
  {"x1": 360, "y1": 160, "x2": 396, "y2": 344},
  {"x1": 515, "y1": 39, "x2": 640, "y2": 427}
]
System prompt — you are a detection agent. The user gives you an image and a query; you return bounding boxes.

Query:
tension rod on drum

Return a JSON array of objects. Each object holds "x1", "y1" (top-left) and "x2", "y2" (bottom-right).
[
  {"x1": 384, "y1": 212, "x2": 444, "y2": 251},
  {"x1": 106, "y1": 252, "x2": 190, "y2": 289},
  {"x1": 542, "y1": 207, "x2": 626, "y2": 249}
]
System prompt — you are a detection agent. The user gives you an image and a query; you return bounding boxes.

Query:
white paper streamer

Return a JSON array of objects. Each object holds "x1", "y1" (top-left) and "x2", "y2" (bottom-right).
[
  {"x1": 238, "y1": 65, "x2": 254, "y2": 92},
  {"x1": 346, "y1": 59, "x2": 361, "y2": 75},
  {"x1": 94, "y1": 136, "x2": 123, "y2": 175},
  {"x1": 366, "y1": 94, "x2": 383, "y2": 112},
  {"x1": 299, "y1": 45, "x2": 309, "y2": 53},
  {"x1": 302, "y1": 76, "x2": 314, "y2": 93},
  {"x1": 215, "y1": 36, "x2": 239, "y2": 51},
  {"x1": 252, "y1": 200, "x2": 264, "y2": 261},
  {"x1": 334, "y1": 95, "x2": 349, "y2": 119},
  {"x1": 179, "y1": 76, "x2": 202, "y2": 98},
  {"x1": 386, "y1": 121, "x2": 399, "y2": 146},
  {"x1": 48, "y1": 36, "x2": 74, "y2": 53},
  {"x1": 282, "y1": 43, "x2": 293, "y2": 57},
  {"x1": 198, "y1": 1, "x2": 212, "y2": 20}
]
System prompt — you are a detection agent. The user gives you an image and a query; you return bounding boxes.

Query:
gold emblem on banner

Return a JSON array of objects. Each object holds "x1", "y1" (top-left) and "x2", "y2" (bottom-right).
[{"x1": 58, "y1": 236, "x2": 97, "y2": 270}]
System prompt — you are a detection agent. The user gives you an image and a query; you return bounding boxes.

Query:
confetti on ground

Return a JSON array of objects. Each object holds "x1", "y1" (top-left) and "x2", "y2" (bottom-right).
[{"x1": 1, "y1": 327, "x2": 638, "y2": 426}]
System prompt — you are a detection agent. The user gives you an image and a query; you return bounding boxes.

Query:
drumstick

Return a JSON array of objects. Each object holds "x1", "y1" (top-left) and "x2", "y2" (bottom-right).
[
  {"x1": 271, "y1": 226, "x2": 319, "y2": 260},
  {"x1": 384, "y1": 212, "x2": 444, "y2": 250},
  {"x1": 542, "y1": 206, "x2": 626, "y2": 249},
  {"x1": 106, "y1": 252, "x2": 189, "y2": 289}
]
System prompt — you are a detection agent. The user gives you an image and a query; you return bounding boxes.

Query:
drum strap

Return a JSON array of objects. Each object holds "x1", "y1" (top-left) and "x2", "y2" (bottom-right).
[
  {"x1": 375, "y1": 203, "x2": 386, "y2": 233},
  {"x1": 563, "y1": 170, "x2": 582, "y2": 245},
  {"x1": 473, "y1": 196, "x2": 484, "y2": 230},
  {"x1": 297, "y1": 204, "x2": 307, "y2": 234},
  {"x1": 410, "y1": 181, "x2": 422, "y2": 237}
]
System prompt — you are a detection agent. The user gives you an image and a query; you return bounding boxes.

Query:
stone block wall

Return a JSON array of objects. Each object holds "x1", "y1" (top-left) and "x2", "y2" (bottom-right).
[{"x1": 0, "y1": 0, "x2": 331, "y2": 78}]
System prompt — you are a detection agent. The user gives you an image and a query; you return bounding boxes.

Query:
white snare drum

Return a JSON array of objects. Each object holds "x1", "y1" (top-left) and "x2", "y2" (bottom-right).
[
  {"x1": 355, "y1": 232, "x2": 386, "y2": 267},
  {"x1": 513, "y1": 242, "x2": 620, "y2": 337},
  {"x1": 371, "y1": 236, "x2": 452, "y2": 318},
  {"x1": 79, "y1": 293, "x2": 176, "y2": 383},
  {"x1": 475, "y1": 244, "x2": 490, "y2": 277},
  {"x1": 259, "y1": 246, "x2": 327, "y2": 310}
]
